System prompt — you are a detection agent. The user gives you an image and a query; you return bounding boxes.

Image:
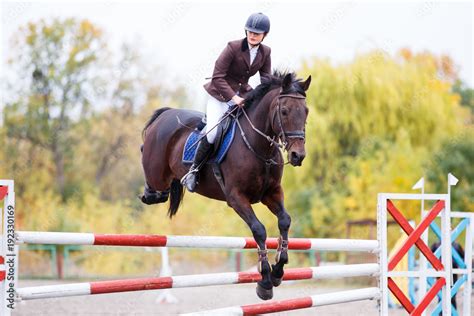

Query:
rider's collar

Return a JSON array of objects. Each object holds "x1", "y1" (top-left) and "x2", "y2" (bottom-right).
[
  {"x1": 241, "y1": 37, "x2": 260, "y2": 52},
  {"x1": 248, "y1": 42, "x2": 259, "y2": 51},
  {"x1": 241, "y1": 38, "x2": 249, "y2": 51}
]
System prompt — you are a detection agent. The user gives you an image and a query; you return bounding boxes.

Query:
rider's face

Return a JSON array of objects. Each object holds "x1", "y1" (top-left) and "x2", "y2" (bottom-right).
[{"x1": 246, "y1": 31, "x2": 265, "y2": 46}]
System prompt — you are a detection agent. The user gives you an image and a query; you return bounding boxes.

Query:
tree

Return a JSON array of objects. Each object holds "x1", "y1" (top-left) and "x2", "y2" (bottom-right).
[
  {"x1": 3, "y1": 18, "x2": 107, "y2": 199},
  {"x1": 427, "y1": 131, "x2": 474, "y2": 213},
  {"x1": 452, "y1": 80, "x2": 474, "y2": 116}
]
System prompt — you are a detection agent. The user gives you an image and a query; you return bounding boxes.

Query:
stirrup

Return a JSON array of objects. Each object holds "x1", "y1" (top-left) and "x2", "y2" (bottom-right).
[{"x1": 181, "y1": 168, "x2": 198, "y2": 185}]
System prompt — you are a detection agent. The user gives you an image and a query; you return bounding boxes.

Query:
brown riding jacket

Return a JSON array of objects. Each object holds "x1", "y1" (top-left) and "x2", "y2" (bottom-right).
[{"x1": 204, "y1": 38, "x2": 271, "y2": 102}]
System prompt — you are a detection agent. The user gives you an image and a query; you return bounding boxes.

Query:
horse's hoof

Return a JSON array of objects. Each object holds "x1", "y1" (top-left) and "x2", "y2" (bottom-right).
[
  {"x1": 271, "y1": 275, "x2": 282, "y2": 287},
  {"x1": 139, "y1": 195, "x2": 152, "y2": 205},
  {"x1": 271, "y1": 264, "x2": 283, "y2": 287},
  {"x1": 256, "y1": 283, "x2": 273, "y2": 300},
  {"x1": 139, "y1": 192, "x2": 169, "y2": 205}
]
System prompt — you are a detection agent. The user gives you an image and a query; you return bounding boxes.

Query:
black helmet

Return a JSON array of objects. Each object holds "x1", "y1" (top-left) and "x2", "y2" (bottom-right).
[{"x1": 244, "y1": 13, "x2": 270, "y2": 34}]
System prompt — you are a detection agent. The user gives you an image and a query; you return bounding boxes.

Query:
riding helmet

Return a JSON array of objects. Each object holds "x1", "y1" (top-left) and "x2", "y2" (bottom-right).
[{"x1": 244, "y1": 12, "x2": 270, "y2": 34}]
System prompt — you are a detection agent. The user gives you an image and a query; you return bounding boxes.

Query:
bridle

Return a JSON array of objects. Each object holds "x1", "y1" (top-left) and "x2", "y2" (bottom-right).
[
  {"x1": 271, "y1": 93, "x2": 306, "y2": 150},
  {"x1": 238, "y1": 91, "x2": 307, "y2": 164}
]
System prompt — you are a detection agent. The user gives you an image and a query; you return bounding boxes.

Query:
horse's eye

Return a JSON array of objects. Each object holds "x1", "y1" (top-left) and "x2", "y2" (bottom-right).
[{"x1": 281, "y1": 108, "x2": 288, "y2": 116}]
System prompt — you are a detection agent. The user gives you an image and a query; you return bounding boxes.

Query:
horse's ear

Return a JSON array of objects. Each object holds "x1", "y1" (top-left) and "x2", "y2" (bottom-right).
[
  {"x1": 282, "y1": 73, "x2": 293, "y2": 91},
  {"x1": 301, "y1": 75, "x2": 311, "y2": 91}
]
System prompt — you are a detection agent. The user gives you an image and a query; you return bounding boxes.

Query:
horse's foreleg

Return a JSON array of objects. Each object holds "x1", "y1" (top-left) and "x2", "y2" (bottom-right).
[
  {"x1": 227, "y1": 193, "x2": 273, "y2": 300},
  {"x1": 262, "y1": 188, "x2": 291, "y2": 287}
]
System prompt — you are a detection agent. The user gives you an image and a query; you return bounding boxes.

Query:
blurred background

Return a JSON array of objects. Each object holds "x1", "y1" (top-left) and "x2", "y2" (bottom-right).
[{"x1": 0, "y1": 0, "x2": 472, "y2": 296}]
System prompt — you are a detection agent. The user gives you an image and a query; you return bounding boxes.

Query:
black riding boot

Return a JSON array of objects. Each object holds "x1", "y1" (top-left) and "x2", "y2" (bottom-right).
[{"x1": 181, "y1": 137, "x2": 212, "y2": 192}]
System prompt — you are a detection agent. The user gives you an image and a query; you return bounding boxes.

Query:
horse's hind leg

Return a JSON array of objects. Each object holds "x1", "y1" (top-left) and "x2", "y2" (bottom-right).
[
  {"x1": 262, "y1": 187, "x2": 291, "y2": 287},
  {"x1": 140, "y1": 145, "x2": 172, "y2": 205},
  {"x1": 227, "y1": 192, "x2": 273, "y2": 300},
  {"x1": 140, "y1": 182, "x2": 170, "y2": 205}
]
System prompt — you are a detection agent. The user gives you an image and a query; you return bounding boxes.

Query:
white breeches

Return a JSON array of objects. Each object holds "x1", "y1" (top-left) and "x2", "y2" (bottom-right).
[{"x1": 204, "y1": 95, "x2": 233, "y2": 144}]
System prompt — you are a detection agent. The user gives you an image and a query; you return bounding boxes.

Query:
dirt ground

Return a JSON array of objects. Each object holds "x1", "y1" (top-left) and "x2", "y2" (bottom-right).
[{"x1": 13, "y1": 279, "x2": 473, "y2": 315}]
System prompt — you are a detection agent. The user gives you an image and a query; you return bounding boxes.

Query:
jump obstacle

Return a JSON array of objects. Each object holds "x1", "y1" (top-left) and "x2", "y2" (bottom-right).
[{"x1": 1, "y1": 177, "x2": 472, "y2": 315}]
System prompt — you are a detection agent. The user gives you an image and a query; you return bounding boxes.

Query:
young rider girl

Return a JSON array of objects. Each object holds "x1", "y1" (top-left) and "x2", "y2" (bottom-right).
[{"x1": 182, "y1": 12, "x2": 272, "y2": 192}]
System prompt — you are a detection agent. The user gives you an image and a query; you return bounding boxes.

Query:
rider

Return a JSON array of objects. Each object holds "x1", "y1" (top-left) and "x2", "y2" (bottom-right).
[{"x1": 181, "y1": 12, "x2": 272, "y2": 192}]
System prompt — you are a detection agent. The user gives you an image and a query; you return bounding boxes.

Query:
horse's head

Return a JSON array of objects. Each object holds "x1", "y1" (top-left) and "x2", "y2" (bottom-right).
[{"x1": 272, "y1": 73, "x2": 311, "y2": 166}]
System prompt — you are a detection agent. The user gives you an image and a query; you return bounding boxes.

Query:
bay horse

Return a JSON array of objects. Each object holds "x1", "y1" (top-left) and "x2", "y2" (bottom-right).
[{"x1": 141, "y1": 71, "x2": 311, "y2": 300}]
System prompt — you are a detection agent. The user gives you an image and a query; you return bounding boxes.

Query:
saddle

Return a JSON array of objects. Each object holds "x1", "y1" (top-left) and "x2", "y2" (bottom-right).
[
  {"x1": 182, "y1": 108, "x2": 239, "y2": 192},
  {"x1": 182, "y1": 109, "x2": 238, "y2": 165}
]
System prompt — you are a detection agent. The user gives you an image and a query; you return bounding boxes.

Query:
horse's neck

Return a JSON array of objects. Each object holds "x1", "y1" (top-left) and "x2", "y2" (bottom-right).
[
  {"x1": 242, "y1": 89, "x2": 279, "y2": 151},
  {"x1": 246, "y1": 89, "x2": 278, "y2": 136}
]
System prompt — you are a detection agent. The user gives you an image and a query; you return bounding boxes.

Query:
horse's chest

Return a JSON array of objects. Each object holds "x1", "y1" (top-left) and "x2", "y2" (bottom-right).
[{"x1": 228, "y1": 161, "x2": 281, "y2": 195}]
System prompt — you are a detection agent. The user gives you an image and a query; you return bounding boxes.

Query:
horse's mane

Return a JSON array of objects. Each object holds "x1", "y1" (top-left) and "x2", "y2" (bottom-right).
[{"x1": 245, "y1": 70, "x2": 305, "y2": 108}]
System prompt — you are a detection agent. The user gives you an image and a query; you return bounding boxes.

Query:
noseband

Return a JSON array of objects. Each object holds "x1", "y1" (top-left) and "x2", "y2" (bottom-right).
[{"x1": 272, "y1": 93, "x2": 306, "y2": 150}]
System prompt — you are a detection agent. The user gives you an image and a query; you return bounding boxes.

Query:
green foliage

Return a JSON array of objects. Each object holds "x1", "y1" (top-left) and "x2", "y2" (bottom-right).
[
  {"x1": 426, "y1": 129, "x2": 474, "y2": 212},
  {"x1": 452, "y1": 79, "x2": 474, "y2": 116},
  {"x1": 454, "y1": 80, "x2": 474, "y2": 107}
]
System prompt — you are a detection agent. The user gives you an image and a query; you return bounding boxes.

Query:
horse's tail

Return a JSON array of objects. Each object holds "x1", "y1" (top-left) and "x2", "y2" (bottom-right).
[
  {"x1": 142, "y1": 107, "x2": 172, "y2": 140},
  {"x1": 168, "y1": 179, "x2": 184, "y2": 218}
]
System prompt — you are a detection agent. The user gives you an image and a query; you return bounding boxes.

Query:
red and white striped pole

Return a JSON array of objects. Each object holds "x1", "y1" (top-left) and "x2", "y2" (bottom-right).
[
  {"x1": 181, "y1": 287, "x2": 380, "y2": 315},
  {"x1": 16, "y1": 264, "x2": 379, "y2": 300},
  {"x1": 16, "y1": 232, "x2": 379, "y2": 252}
]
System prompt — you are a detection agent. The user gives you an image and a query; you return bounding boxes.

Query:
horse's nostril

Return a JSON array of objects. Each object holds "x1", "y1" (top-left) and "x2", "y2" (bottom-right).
[{"x1": 290, "y1": 151, "x2": 305, "y2": 166}]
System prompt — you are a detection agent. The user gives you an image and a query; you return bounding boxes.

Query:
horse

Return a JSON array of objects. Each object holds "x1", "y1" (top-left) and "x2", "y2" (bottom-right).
[{"x1": 141, "y1": 71, "x2": 311, "y2": 300}]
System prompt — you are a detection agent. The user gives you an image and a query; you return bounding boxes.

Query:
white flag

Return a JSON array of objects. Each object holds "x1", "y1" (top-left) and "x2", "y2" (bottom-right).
[
  {"x1": 448, "y1": 173, "x2": 459, "y2": 186},
  {"x1": 412, "y1": 177, "x2": 424, "y2": 190}
]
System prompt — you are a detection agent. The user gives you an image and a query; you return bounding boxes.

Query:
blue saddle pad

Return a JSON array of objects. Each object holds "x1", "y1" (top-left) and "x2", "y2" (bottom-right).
[{"x1": 182, "y1": 120, "x2": 237, "y2": 164}]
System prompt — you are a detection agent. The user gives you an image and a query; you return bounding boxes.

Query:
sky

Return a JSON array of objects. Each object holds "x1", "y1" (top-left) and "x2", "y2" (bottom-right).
[{"x1": 1, "y1": 0, "x2": 473, "y2": 106}]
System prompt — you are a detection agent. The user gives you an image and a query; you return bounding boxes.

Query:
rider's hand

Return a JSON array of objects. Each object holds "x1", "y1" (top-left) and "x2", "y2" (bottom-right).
[{"x1": 232, "y1": 95, "x2": 245, "y2": 107}]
